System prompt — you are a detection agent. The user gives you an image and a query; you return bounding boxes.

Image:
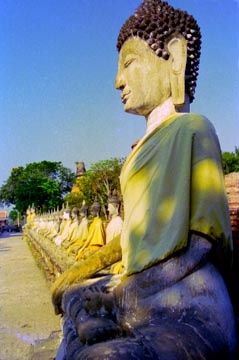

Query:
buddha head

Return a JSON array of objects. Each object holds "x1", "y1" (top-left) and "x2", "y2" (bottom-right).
[
  {"x1": 90, "y1": 197, "x2": 101, "y2": 218},
  {"x1": 79, "y1": 200, "x2": 88, "y2": 218},
  {"x1": 71, "y1": 207, "x2": 80, "y2": 220},
  {"x1": 108, "y1": 190, "x2": 121, "y2": 217},
  {"x1": 115, "y1": 0, "x2": 201, "y2": 116}
]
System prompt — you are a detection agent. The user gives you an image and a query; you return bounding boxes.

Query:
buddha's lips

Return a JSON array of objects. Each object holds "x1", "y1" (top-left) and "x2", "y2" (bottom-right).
[{"x1": 121, "y1": 92, "x2": 130, "y2": 103}]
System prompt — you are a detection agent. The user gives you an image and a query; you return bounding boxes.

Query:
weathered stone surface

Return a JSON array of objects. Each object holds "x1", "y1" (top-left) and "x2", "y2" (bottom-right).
[
  {"x1": 53, "y1": 237, "x2": 236, "y2": 359},
  {"x1": 24, "y1": 228, "x2": 75, "y2": 283}
]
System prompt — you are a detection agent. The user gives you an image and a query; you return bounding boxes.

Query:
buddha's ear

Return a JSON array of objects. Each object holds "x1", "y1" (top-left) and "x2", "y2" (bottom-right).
[{"x1": 167, "y1": 34, "x2": 187, "y2": 106}]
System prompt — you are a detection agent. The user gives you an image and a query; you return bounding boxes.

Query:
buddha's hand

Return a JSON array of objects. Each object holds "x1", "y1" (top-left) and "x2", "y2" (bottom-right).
[
  {"x1": 51, "y1": 257, "x2": 101, "y2": 315},
  {"x1": 51, "y1": 236, "x2": 122, "y2": 314}
]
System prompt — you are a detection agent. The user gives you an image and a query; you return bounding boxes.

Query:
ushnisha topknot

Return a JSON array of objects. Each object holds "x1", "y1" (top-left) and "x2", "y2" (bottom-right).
[
  {"x1": 80, "y1": 200, "x2": 88, "y2": 215},
  {"x1": 117, "y1": 0, "x2": 201, "y2": 103}
]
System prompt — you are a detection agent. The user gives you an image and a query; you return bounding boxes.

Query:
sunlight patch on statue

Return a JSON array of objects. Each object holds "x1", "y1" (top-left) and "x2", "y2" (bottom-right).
[
  {"x1": 157, "y1": 196, "x2": 177, "y2": 224},
  {"x1": 193, "y1": 159, "x2": 222, "y2": 193}
]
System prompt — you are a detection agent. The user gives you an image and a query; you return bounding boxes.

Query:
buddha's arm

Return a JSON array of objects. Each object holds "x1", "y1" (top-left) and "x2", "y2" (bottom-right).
[{"x1": 51, "y1": 235, "x2": 121, "y2": 314}]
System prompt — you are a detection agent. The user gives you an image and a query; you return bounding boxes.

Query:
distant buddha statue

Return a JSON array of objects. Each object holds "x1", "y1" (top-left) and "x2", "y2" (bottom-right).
[
  {"x1": 106, "y1": 190, "x2": 123, "y2": 244},
  {"x1": 52, "y1": 1, "x2": 236, "y2": 357},
  {"x1": 67, "y1": 201, "x2": 89, "y2": 256},
  {"x1": 48, "y1": 210, "x2": 61, "y2": 240},
  {"x1": 61, "y1": 207, "x2": 80, "y2": 248},
  {"x1": 106, "y1": 191, "x2": 123, "y2": 243},
  {"x1": 26, "y1": 207, "x2": 31, "y2": 223},
  {"x1": 37, "y1": 213, "x2": 50, "y2": 237},
  {"x1": 31, "y1": 214, "x2": 39, "y2": 232},
  {"x1": 106, "y1": 190, "x2": 123, "y2": 274},
  {"x1": 38, "y1": 210, "x2": 58, "y2": 239},
  {"x1": 40, "y1": 213, "x2": 54, "y2": 238},
  {"x1": 35, "y1": 215, "x2": 45, "y2": 234},
  {"x1": 25, "y1": 205, "x2": 35, "y2": 225},
  {"x1": 54, "y1": 207, "x2": 72, "y2": 246},
  {"x1": 30, "y1": 206, "x2": 36, "y2": 223},
  {"x1": 55, "y1": 207, "x2": 67, "y2": 237},
  {"x1": 75, "y1": 197, "x2": 105, "y2": 260}
]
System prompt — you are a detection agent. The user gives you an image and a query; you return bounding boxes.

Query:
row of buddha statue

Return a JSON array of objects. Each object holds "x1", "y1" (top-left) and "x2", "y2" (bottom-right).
[{"x1": 24, "y1": 192, "x2": 123, "y2": 270}]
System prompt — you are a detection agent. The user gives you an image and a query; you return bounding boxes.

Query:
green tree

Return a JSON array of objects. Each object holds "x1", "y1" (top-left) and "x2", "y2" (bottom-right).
[
  {"x1": 9, "y1": 209, "x2": 18, "y2": 223},
  {"x1": 65, "y1": 158, "x2": 125, "y2": 217},
  {"x1": 0, "y1": 161, "x2": 75, "y2": 213},
  {"x1": 222, "y1": 147, "x2": 239, "y2": 174}
]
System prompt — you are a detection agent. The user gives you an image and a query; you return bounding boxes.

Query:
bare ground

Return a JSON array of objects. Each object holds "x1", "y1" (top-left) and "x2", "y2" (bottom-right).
[{"x1": 0, "y1": 232, "x2": 62, "y2": 360}]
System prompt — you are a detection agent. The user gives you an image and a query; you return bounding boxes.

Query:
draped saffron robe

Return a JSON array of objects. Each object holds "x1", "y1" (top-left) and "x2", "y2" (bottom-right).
[{"x1": 120, "y1": 113, "x2": 232, "y2": 275}]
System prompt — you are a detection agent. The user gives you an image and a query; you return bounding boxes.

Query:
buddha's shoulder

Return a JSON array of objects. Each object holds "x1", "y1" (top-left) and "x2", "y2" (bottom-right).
[{"x1": 175, "y1": 113, "x2": 215, "y2": 134}]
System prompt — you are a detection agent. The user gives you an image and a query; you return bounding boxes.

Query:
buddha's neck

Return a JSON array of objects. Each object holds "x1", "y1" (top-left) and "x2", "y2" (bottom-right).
[
  {"x1": 146, "y1": 98, "x2": 176, "y2": 135},
  {"x1": 145, "y1": 97, "x2": 190, "y2": 136},
  {"x1": 111, "y1": 213, "x2": 118, "y2": 219}
]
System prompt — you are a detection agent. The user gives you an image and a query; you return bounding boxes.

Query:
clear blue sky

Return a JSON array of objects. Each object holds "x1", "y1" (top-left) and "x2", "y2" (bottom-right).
[{"x1": 0, "y1": 0, "x2": 238, "y2": 188}]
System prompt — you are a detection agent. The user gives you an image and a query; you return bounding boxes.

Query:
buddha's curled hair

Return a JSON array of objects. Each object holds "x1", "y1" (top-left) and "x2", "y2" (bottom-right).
[{"x1": 117, "y1": 0, "x2": 201, "y2": 103}]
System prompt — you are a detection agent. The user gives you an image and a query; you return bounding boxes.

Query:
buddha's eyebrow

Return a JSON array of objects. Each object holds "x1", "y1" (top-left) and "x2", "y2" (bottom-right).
[{"x1": 122, "y1": 47, "x2": 138, "y2": 57}]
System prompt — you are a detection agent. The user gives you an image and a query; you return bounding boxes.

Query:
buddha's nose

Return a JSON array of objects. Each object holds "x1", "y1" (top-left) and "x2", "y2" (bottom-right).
[{"x1": 115, "y1": 71, "x2": 124, "y2": 90}]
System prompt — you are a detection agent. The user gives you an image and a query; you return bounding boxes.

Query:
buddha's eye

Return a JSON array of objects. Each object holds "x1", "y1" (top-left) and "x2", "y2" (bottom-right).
[{"x1": 124, "y1": 58, "x2": 135, "y2": 68}]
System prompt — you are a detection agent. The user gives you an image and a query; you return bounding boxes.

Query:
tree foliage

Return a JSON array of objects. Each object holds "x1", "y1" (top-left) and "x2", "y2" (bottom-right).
[
  {"x1": 0, "y1": 161, "x2": 75, "y2": 213},
  {"x1": 222, "y1": 147, "x2": 239, "y2": 174},
  {"x1": 65, "y1": 158, "x2": 125, "y2": 218},
  {"x1": 9, "y1": 209, "x2": 18, "y2": 223}
]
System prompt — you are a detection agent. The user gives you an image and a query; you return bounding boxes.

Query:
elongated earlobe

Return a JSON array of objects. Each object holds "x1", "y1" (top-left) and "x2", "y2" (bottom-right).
[{"x1": 167, "y1": 35, "x2": 187, "y2": 106}]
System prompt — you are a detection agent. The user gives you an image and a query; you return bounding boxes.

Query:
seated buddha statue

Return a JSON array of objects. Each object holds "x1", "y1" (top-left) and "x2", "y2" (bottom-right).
[
  {"x1": 105, "y1": 191, "x2": 124, "y2": 274},
  {"x1": 62, "y1": 207, "x2": 81, "y2": 249},
  {"x1": 47, "y1": 211, "x2": 61, "y2": 240},
  {"x1": 34, "y1": 215, "x2": 45, "y2": 234},
  {"x1": 106, "y1": 190, "x2": 123, "y2": 244},
  {"x1": 30, "y1": 206, "x2": 36, "y2": 223},
  {"x1": 26, "y1": 207, "x2": 31, "y2": 224},
  {"x1": 54, "y1": 208, "x2": 72, "y2": 246},
  {"x1": 40, "y1": 212, "x2": 55, "y2": 238},
  {"x1": 24, "y1": 205, "x2": 35, "y2": 227},
  {"x1": 54, "y1": 207, "x2": 66, "y2": 238},
  {"x1": 67, "y1": 201, "x2": 89, "y2": 256},
  {"x1": 37, "y1": 213, "x2": 51, "y2": 236},
  {"x1": 52, "y1": 1, "x2": 236, "y2": 358},
  {"x1": 75, "y1": 197, "x2": 105, "y2": 260}
]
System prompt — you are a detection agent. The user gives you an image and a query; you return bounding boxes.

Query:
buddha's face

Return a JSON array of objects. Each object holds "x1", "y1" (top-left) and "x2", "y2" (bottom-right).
[
  {"x1": 80, "y1": 211, "x2": 86, "y2": 219},
  {"x1": 115, "y1": 37, "x2": 171, "y2": 117},
  {"x1": 108, "y1": 203, "x2": 118, "y2": 216},
  {"x1": 91, "y1": 209, "x2": 98, "y2": 218},
  {"x1": 72, "y1": 212, "x2": 77, "y2": 220}
]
